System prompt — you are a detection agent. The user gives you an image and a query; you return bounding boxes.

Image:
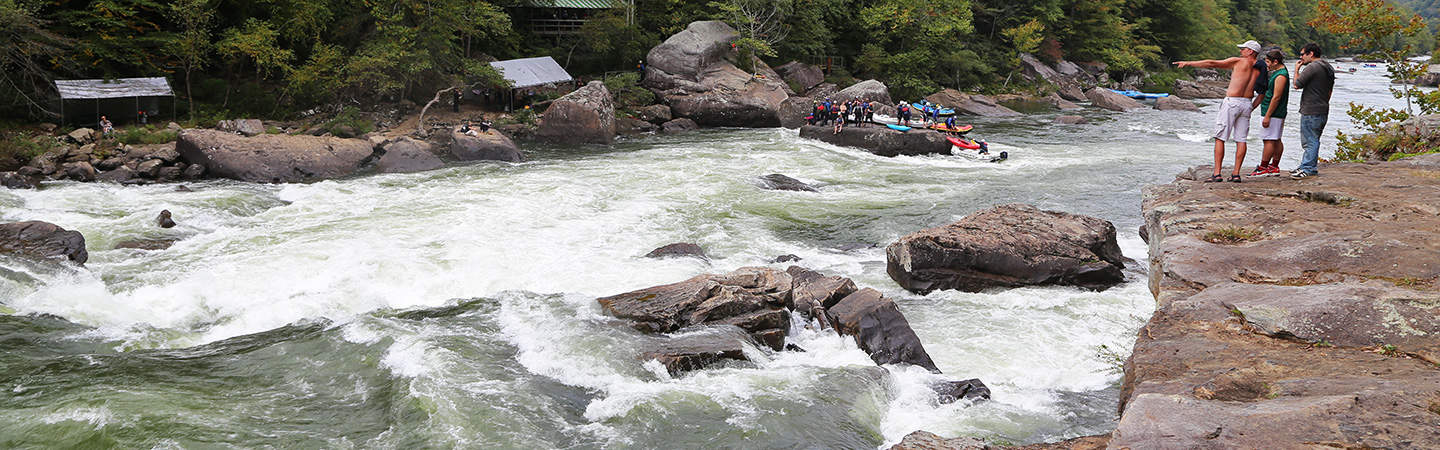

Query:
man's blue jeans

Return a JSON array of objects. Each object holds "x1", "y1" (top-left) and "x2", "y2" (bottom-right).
[{"x1": 1298, "y1": 114, "x2": 1327, "y2": 174}]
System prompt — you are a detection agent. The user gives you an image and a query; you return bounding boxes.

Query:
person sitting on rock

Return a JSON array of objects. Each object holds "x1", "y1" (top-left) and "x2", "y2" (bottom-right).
[
  {"x1": 479, "y1": 119, "x2": 492, "y2": 133},
  {"x1": 99, "y1": 116, "x2": 114, "y2": 137},
  {"x1": 460, "y1": 121, "x2": 477, "y2": 136},
  {"x1": 834, "y1": 103, "x2": 847, "y2": 134}
]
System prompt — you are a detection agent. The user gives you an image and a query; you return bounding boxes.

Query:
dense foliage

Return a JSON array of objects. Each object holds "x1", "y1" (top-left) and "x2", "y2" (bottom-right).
[{"x1": 1, "y1": 0, "x2": 1435, "y2": 122}]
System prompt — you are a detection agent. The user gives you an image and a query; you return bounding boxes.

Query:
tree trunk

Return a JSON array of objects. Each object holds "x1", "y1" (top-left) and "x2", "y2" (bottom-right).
[
  {"x1": 417, "y1": 86, "x2": 460, "y2": 134},
  {"x1": 186, "y1": 66, "x2": 196, "y2": 123}
]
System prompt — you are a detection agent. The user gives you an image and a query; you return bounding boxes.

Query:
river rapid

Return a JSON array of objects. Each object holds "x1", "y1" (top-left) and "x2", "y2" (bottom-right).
[{"x1": 0, "y1": 64, "x2": 1406, "y2": 448}]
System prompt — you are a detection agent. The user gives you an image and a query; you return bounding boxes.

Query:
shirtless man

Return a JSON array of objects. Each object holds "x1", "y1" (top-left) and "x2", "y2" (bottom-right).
[{"x1": 1175, "y1": 40, "x2": 1263, "y2": 183}]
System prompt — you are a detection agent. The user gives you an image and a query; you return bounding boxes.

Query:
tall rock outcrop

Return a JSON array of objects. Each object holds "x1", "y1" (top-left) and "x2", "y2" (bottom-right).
[
  {"x1": 643, "y1": 21, "x2": 789, "y2": 127},
  {"x1": 537, "y1": 81, "x2": 616, "y2": 145}
]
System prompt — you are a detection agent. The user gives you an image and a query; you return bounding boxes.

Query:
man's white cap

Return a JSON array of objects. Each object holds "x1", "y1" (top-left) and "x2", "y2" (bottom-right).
[{"x1": 1237, "y1": 40, "x2": 1262, "y2": 54}]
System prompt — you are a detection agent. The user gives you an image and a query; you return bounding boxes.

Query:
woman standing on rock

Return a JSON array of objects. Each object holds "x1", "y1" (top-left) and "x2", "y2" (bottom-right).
[
  {"x1": 834, "y1": 102, "x2": 847, "y2": 134},
  {"x1": 1250, "y1": 50, "x2": 1289, "y2": 177}
]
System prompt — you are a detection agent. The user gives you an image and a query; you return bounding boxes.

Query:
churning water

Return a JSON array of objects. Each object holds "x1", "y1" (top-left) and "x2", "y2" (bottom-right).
[{"x1": 0, "y1": 65, "x2": 1405, "y2": 448}]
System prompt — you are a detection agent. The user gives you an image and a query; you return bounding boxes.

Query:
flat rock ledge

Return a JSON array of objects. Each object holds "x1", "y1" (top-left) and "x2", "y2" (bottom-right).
[
  {"x1": 1115, "y1": 159, "x2": 1440, "y2": 448},
  {"x1": 598, "y1": 266, "x2": 986, "y2": 400},
  {"x1": 886, "y1": 204, "x2": 1126, "y2": 294},
  {"x1": 799, "y1": 125, "x2": 951, "y2": 157}
]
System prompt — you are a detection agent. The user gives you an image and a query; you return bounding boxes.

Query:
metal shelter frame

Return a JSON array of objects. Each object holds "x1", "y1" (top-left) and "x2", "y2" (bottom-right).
[{"x1": 54, "y1": 77, "x2": 175, "y2": 128}]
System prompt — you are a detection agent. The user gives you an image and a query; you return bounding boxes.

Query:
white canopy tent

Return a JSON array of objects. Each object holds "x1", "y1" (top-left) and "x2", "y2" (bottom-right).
[{"x1": 54, "y1": 77, "x2": 175, "y2": 127}]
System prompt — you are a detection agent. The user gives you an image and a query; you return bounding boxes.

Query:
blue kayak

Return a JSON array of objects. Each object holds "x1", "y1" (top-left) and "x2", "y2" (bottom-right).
[
  {"x1": 1109, "y1": 89, "x2": 1170, "y2": 99},
  {"x1": 886, "y1": 124, "x2": 912, "y2": 132},
  {"x1": 910, "y1": 103, "x2": 956, "y2": 116}
]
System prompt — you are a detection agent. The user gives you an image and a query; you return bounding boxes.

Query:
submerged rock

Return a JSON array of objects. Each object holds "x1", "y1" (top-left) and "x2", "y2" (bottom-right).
[
  {"x1": 597, "y1": 266, "x2": 792, "y2": 350},
  {"x1": 758, "y1": 173, "x2": 818, "y2": 192},
  {"x1": 156, "y1": 210, "x2": 175, "y2": 228},
  {"x1": 640, "y1": 325, "x2": 755, "y2": 376},
  {"x1": 644, "y1": 242, "x2": 708, "y2": 260},
  {"x1": 932, "y1": 378, "x2": 991, "y2": 403},
  {"x1": 886, "y1": 203, "x2": 1126, "y2": 294},
  {"x1": 0, "y1": 221, "x2": 87, "y2": 264}
]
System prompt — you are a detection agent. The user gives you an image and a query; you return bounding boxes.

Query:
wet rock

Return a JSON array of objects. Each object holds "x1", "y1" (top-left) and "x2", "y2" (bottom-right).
[
  {"x1": 644, "y1": 242, "x2": 707, "y2": 260},
  {"x1": 0, "y1": 171, "x2": 38, "y2": 189},
  {"x1": 96, "y1": 166, "x2": 137, "y2": 184},
  {"x1": 115, "y1": 239, "x2": 176, "y2": 250},
  {"x1": 785, "y1": 266, "x2": 856, "y2": 315},
  {"x1": 886, "y1": 203, "x2": 1126, "y2": 294},
  {"x1": 174, "y1": 185, "x2": 193, "y2": 192},
  {"x1": 450, "y1": 129, "x2": 523, "y2": 162},
  {"x1": 932, "y1": 378, "x2": 991, "y2": 403},
  {"x1": 156, "y1": 210, "x2": 175, "y2": 228},
  {"x1": 887, "y1": 431, "x2": 986, "y2": 450},
  {"x1": 155, "y1": 165, "x2": 181, "y2": 182},
  {"x1": 0, "y1": 221, "x2": 87, "y2": 264},
  {"x1": 637, "y1": 104, "x2": 672, "y2": 124},
  {"x1": 597, "y1": 266, "x2": 793, "y2": 348},
  {"x1": 660, "y1": 118, "x2": 698, "y2": 134},
  {"x1": 798, "y1": 125, "x2": 951, "y2": 157},
  {"x1": 176, "y1": 129, "x2": 376, "y2": 183},
  {"x1": 644, "y1": 21, "x2": 788, "y2": 127},
  {"x1": 826, "y1": 288, "x2": 939, "y2": 371},
  {"x1": 1055, "y1": 115, "x2": 1088, "y2": 125},
  {"x1": 1155, "y1": 96, "x2": 1201, "y2": 112},
  {"x1": 537, "y1": 81, "x2": 616, "y2": 145},
  {"x1": 770, "y1": 254, "x2": 801, "y2": 263},
  {"x1": 1046, "y1": 93, "x2": 1083, "y2": 110},
  {"x1": 1085, "y1": 88, "x2": 1143, "y2": 111},
  {"x1": 641, "y1": 325, "x2": 755, "y2": 375},
  {"x1": 180, "y1": 163, "x2": 205, "y2": 180},
  {"x1": 377, "y1": 137, "x2": 444, "y2": 174},
  {"x1": 759, "y1": 173, "x2": 818, "y2": 192},
  {"x1": 775, "y1": 61, "x2": 824, "y2": 92},
  {"x1": 63, "y1": 161, "x2": 97, "y2": 181},
  {"x1": 833, "y1": 79, "x2": 893, "y2": 105}
]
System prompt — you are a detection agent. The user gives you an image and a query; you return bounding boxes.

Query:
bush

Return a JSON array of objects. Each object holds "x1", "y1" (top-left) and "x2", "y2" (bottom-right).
[
  {"x1": 0, "y1": 132, "x2": 54, "y2": 171},
  {"x1": 603, "y1": 72, "x2": 657, "y2": 107},
  {"x1": 1140, "y1": 68, "x2": 1192, "y2": 94},
  {"x1": 117, "y1": 127, "x2": 179, "y2": 145},
  {"x1": 321, "y1": 107, "x2": 373, "y2": 137}
]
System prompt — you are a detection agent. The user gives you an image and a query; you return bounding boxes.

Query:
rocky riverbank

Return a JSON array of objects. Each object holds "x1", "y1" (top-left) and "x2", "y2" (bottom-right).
[{"x1": 1113, "y1": 157, "x2": 1440, "y2": 447}]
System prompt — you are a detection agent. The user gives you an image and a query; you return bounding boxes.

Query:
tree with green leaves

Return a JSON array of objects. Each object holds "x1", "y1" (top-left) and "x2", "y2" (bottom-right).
[
  {"x1": 0, "y1": 0, "x2": 71, "y2": 118},
  {"x1": 711, "y1": 0, "x2": 792, "y2": 72},
  {"x1": 166, "y1": 0, "x2": 214, "y2": 122}
]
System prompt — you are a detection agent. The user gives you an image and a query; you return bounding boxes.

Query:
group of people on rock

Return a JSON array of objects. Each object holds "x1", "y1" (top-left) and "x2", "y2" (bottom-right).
[
  {"x1": 1175, "y1": 40, "x2": 1335, "y2": 182},
  {"x1": 808, "y1": 98, "x2": 880, "y2": 134}
]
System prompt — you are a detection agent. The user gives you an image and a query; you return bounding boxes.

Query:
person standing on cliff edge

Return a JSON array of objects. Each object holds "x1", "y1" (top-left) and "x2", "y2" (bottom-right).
[
  {"x1": 1175, "y1": 40, "x2": 1263, "y2": 183},
  {"x1": 1291, "y1": 43, "x2": 1336, "y2": 180}
]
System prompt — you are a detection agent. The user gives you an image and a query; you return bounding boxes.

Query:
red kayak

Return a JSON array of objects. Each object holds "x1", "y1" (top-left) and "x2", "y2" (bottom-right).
[{"x1": 947, "y1": 136, "x2": 982, "y2": 150}]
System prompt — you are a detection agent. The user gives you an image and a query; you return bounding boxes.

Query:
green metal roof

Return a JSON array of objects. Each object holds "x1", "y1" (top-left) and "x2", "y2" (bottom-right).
[{"x1": 521, "y1": 0, "x2": 618, "y2": 8}]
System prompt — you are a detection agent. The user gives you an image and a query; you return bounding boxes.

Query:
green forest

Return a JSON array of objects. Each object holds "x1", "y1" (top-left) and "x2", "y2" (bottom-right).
[{"x1": 1, "y1": 0, "x2": 1436, "y2": 123}]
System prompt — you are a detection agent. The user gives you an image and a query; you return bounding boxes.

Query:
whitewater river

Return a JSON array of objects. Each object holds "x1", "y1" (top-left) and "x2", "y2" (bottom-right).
[{"x1": 0, "y1": 65, "x2": 1404, "y2": 448}]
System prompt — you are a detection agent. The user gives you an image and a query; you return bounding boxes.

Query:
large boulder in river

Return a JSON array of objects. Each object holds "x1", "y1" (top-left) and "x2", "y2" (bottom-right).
[
  {"x1": 644, "y1": 21, "x2": 789, "y2": 127},
  {"x1": 597, "y1": 266, "x2": 793, "y2": 350},
  {"x1": 799, "y1": 125, "x2": 951, "y2": 157},
  {"x1": 1155, "y1": 96, "x2": 1201, "y2": 112},
  {"x1": 0, "y1": 221, "x2": 87, "y2": 264},
  {"x1": 832, "y1": 80, "x2": 893, "y2": 105},
  {"x1": 450, "y1": 129, "x2": 523, "y2": 162},
  {"x1": 778, "y1": 96, "x2": 813, "y2": 129},
  {"x1": 1085, "y1": 87, "x2": 1143, "y2": 111},
  {"x1": 827, "y1": 288, "x2": 940, "y2": 372},
  {"x1": 775, "y1": 61, "x2": 825, "y2": 92},
  {"x1": 377, "y1": 137, "x2": 444, "y2": 173},
  {"x1": 924, "y1": 89, "x2": 1020, "y2": 117},
  {"x1": 886, "y1": 203, "x2": 1126, "y2": 294},
  {"x1": 176, "y1": 129, "x2": 376, "y2": 183},
  {"x1": 537, "y1": 81, "x2": 616, "y2": 145}
]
